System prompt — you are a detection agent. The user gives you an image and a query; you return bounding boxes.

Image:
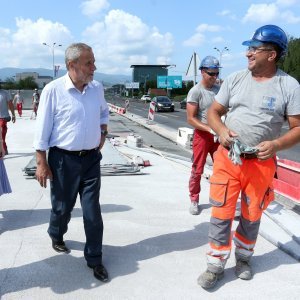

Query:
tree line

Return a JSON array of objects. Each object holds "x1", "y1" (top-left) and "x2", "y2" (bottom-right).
[
  {"x1": 278, "y1": 37, "x2": 300, "y2": 82},
  {"x1": 0, "y1": 76, "x2": 38, "y2": 90}
]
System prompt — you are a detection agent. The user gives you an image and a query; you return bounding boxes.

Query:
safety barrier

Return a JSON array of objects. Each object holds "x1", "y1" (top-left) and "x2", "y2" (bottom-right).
[
  {"x1": 108, "y1": 103, "x2": 126, "y2": 114},
  {"x1": 273, "y1": 159, "x2": 300, "y2": 202},
  {"x1": 148, "y1": 101, "x2": 155, "y2": 121}
]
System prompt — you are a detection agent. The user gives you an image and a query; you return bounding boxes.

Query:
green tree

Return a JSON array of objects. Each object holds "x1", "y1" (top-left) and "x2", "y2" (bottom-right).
[
  {"x1": 17, "y1": 76, "x2": 38, "y2": 89},
  {"x1": 2, "y1": 77, "x2": 17, "y2": 89},
  {"x1": 278, "y1": 37, "x2": 300, "y2": 82},
  {"x1": 145, "y1": 79, "x2": 156, "y2": 91}
]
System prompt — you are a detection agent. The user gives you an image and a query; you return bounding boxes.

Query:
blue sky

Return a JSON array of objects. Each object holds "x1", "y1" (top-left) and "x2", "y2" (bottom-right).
[{"x1": 0, "y1": 0, "x2": 299, "y2": 82}]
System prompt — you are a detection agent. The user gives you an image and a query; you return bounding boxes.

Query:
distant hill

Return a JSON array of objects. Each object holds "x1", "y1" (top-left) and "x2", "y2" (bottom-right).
[{"x1": 0, "y1": 67, "x2": 131, "y2": 87}]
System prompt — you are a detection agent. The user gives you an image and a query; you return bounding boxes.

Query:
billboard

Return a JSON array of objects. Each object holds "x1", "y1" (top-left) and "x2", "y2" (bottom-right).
[
  {"x1": 125, "y1": 82, "x2": 140, "y2": 89},
  {"x1": 157, "y1": 76, "x2": 182, "y2": 89}
]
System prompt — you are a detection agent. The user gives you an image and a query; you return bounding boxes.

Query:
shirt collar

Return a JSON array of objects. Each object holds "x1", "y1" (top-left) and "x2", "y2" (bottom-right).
[
  {"x1": 64, "y1": 73, "x2": 92, "y2": 93},
  {"x1": 65, "y1": 73, "x2": 77, "y2": 91}
]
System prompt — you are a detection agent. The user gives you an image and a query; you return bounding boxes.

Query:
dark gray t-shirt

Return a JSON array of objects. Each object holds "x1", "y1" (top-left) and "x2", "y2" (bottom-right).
[
  {"x1": 215, "y1": 69, "x2": 300, "y2": 146},
  {"x1": 187, "y1": 83, "x2": 220, "y2": 124}
]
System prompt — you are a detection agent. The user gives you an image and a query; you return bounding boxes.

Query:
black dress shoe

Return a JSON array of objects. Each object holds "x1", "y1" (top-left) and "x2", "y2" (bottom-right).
[
  {"x1": 52, "y1": 240, "x2": 70, "y2": 253},
  {"x1": 88, "y1": 264, "x2": 109, "y2": 282}
]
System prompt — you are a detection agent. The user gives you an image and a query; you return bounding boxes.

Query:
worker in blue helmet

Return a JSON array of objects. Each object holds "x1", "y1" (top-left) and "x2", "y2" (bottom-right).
[
  {"x1": 197, "y1": 25, "x2": 300, "y2": 289},
  {"x1": 242, "y1": 24, "x2": 287, "y2": 58},
  {"x1": 186, "y1": 55, "x2": 220, "y2": 215}
]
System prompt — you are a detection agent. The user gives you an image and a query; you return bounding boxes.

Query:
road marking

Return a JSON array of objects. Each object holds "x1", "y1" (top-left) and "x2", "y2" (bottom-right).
[
  {"x1": 168, "y1": 114, "x2": 180, "y2": 118},
  {"x1": 155, "y1": 114, "x2": 169, "y2": 119},
  {"x1": 154, "y1": 113, "x2": 180, "y2": 119}
]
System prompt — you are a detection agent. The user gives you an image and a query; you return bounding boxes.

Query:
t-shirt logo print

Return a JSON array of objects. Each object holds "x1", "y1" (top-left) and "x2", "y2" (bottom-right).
[{"x1": 261, "y1": 96, "x2": 276, "y2": 111}]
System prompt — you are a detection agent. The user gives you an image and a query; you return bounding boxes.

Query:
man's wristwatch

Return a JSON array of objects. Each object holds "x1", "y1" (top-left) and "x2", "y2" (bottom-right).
[{"x1": 101, "y1": 130, "x2": 108, "y2": 137}]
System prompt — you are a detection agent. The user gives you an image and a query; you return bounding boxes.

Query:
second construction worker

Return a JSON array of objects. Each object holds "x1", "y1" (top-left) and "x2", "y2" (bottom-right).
[{"x1": 186, "y1": 56, "x2": 221, "y2": 215}]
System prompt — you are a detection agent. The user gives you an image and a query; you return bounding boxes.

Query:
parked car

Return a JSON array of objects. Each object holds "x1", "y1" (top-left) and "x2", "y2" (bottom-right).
[
  {"x1": 180, "y1": 98, "x2": 187, "y2": 109},
  {"x1": 151, "y1": 96, "x2": 175, "y2": 112},
  {"x1": 141, "y1": 95, "x2": 151, "y2": 102}
]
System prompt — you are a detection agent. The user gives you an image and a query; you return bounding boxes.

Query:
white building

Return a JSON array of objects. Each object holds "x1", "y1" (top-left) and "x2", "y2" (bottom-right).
[{"x1": 15, "y1": 72, "x2": 52, "y2": 88}]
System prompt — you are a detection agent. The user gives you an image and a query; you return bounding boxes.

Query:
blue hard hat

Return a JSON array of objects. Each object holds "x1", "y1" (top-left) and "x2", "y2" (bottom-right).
[
  {"x1": 199, "y1": 56, "x2": 220, "y2": 69},
  {"x1": 242, "y1": 24, "x2": 287, "y2": 53}
]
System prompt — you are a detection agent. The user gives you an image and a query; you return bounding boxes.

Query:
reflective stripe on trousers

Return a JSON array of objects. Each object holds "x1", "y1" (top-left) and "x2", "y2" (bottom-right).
[{"x1": 206, "y1": 146, "x2": 276, "y2": 273}]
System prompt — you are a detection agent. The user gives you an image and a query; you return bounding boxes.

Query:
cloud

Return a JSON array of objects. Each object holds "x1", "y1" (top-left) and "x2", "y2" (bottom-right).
[
  {"x1": 13, "y1": 18, "x2": 72, "y2": 46},
  {"x1": 0, "y1": 18, "x2": 73, "y2": 68},
  {"x1": 242, "y1": 2, "x2": 300, "y2": 24},
  {"x1": 183, "y1": 23, "x2": 222, "y2": 47},
  {"x1": 183, "y1": 33, "x2": 205, "y2": 47},
  {"x1": 276, "y1": 0, "x2": 298, "y2": 7},
  {"x1": 211, "y1": 36, "x2": 225, "y2": 44},
  {"x1": 281, "y1": 10, "x2": 300, "y2": 23},
  {"x1": 217, "y1": 9, "x2": 237, "y2": 20},
  {"x1": 80, "y1": 0, "x2": 110, "y2": 17},
  {"x1": 82, "y1": 9, "x2": 174, "y2": 74},
  {"x1": 218, "y1": 9, "x2": 231, "y2": 16},
  {"x1": 242, "y1": 3, "x2": 279, "y2": 23},
  {"x1": 196, "y1": 24, "x2": 222, "y2": 33}
]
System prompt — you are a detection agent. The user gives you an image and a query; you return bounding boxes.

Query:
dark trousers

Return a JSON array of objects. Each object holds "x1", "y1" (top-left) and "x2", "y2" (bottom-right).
[{"x1": 48, "y1": 147, "x2": 103, "y2": 266}]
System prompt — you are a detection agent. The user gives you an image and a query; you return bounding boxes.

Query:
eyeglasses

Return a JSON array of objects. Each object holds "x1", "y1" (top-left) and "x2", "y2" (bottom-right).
[
  {"x1": 246, "y1": 46, "x2": 274, "y2": 54},
  {"x1": 204, "y1": 70, "x2": 219, "y2": 77}
]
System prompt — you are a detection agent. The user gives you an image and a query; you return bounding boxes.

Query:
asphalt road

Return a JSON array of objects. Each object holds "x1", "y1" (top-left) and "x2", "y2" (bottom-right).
[
  {"x1": 109, "y1": 112, "x2": 192, "y2": 160},
  {"x1": 106, "y1": 94, "x2": 300, "y2": 163}
]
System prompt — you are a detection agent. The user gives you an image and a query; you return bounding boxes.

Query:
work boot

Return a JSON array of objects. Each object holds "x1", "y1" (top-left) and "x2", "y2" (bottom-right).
[
  {"x1": 235, "y1": 259, "x2": 253, "y2": 280},
  {"x1": 197, "y1": 269, "x2": 224, "y2": 289},
  {"x1": 189, "y1": 201, "x2": 199, "y2": 215}
]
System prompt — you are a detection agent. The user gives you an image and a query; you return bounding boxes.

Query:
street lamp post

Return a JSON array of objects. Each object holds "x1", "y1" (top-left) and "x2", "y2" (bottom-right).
[
  {"x1": 213, "y1": 46, "x2": 229, "y2": 81},
  {"x1": 164, "y1": 64, "x2": 176, "y2": 97},
  {"x1": 42, "y1": 42, "x2": 62, "y2": 79},
  {"x1": 140, "y1": 74, "x2": 149, "y2": 95}
]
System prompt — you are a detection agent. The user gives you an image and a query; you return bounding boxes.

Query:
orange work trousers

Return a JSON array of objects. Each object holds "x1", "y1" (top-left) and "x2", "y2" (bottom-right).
[{"x1": 206, "y1": 146, "x2": 276, "y2": 273}]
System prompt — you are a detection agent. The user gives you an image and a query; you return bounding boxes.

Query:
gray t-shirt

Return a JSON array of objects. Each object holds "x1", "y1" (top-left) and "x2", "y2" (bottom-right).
[
  {"x1": 215, "y1": 69, "x2": 300, "y2": 146},
  {"x1": 0, "y1": 90, "x2": 11, "y2": 118},
  {"x1": 187, "y1": 83, "x2": 220, "y2": 124}
]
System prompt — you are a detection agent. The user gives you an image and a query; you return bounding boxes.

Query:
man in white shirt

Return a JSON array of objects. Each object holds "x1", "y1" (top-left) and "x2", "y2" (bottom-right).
[{"x1": 34, "y1": 43, "x2": 109, "y2": 282}]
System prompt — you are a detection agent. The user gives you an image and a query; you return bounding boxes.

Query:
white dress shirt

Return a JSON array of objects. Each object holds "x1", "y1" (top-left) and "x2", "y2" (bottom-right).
[{"x1": 33, "y1": 74, "x2": 109, "y2": 151}]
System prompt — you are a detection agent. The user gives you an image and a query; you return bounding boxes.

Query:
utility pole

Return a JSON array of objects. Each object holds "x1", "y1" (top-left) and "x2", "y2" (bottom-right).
[{"x1": 186, "y1": 52, "x2": 199, "y2": 86}]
